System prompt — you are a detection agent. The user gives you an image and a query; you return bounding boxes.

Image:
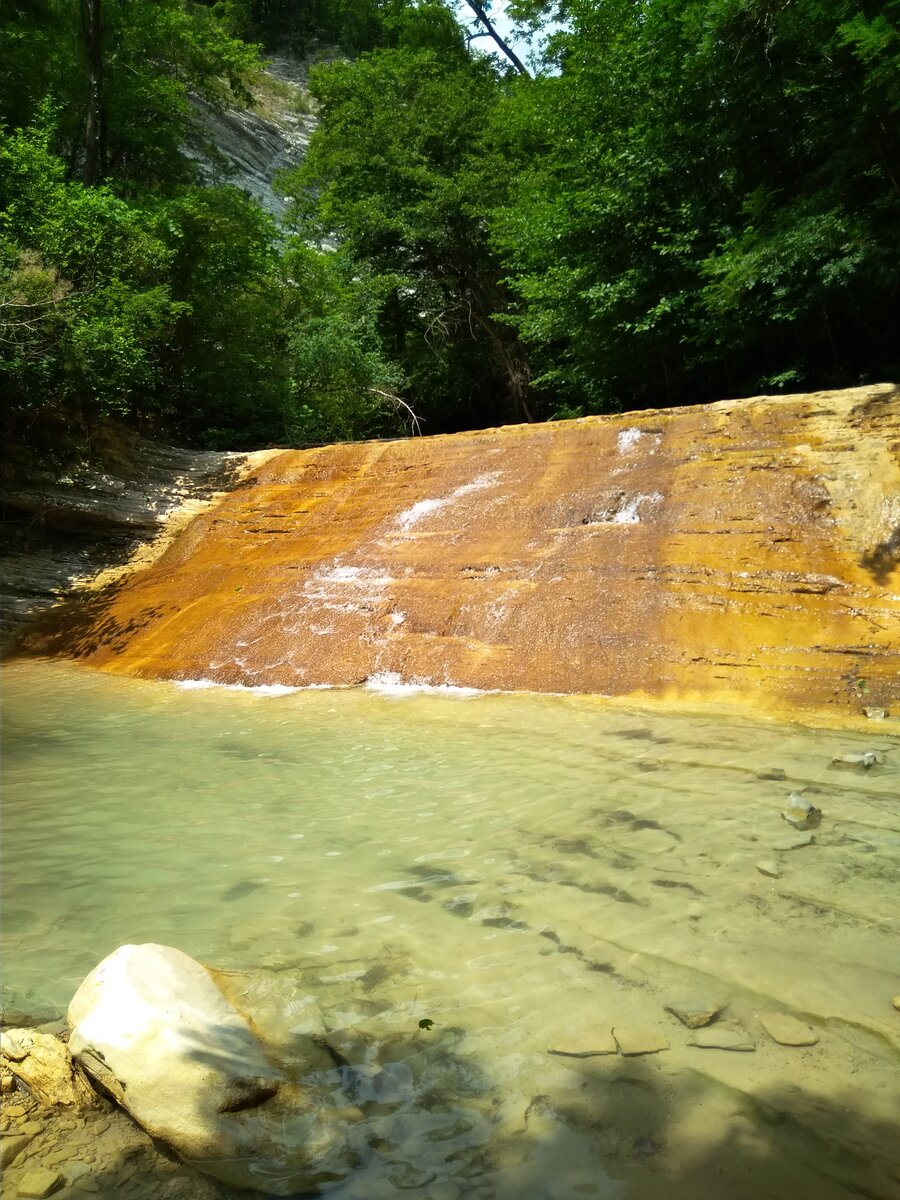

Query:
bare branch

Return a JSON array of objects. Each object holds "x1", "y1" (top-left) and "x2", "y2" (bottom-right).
[
  {"x1": 369, "y1": 388, "x2": 425, "y2": 436},
  {"x1": 462, "y1": 0, "x2": 530, "y2": 76}
]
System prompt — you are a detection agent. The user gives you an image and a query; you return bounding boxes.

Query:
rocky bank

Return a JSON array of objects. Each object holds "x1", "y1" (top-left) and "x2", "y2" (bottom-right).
[{"x1": 0, "y1": 439, "x2": 275, "y2": 653}]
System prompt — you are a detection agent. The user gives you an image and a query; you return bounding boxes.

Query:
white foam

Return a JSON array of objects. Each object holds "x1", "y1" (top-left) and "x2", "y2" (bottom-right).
[
  {"x1": 611, "y1": 492, "x2": 664, "y2": 524},
  {"x1": 617, "y1": 427, "x2": 643, "y2": 453},
  {"x1": 395, "y1": 472, "x2": 499, "y2": 531},
  {"x1": 315, "y1": 565, "x2": 394, "y2": 586},
  {"x1": 174, "y1": 679, "x2": 302, "y2": 696},
  {"x1": 363, "y1": 671, "x2": 483, "y2": 697}
]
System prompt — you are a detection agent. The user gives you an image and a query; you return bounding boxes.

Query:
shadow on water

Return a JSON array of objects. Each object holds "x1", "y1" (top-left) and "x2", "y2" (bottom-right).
[{"x1": 8, "y1": 1055, "x2": 899, "y2": 1200}]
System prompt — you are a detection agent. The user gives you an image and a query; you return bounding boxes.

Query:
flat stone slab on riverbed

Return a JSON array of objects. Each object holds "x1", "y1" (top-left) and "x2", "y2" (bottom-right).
[
  {"x1": 688, "y1": 1023, "x2": 756, "y2": 1051},
  {"x1": 16, "y1": 1168, "x2": 65, "y2": 1198},
  {"x1": 758, "y1": 1012, "x2": 819, "y2": 1046},
  {"x1": 548, "y1": 1030, "x2": 619, "y2": 1057},
  {"x1": 664, "y1": 999, "x2": 725, "y2": 1028},
  {"x1": 612, "y1": 1028, "x2": 670, "y2": 1056}
]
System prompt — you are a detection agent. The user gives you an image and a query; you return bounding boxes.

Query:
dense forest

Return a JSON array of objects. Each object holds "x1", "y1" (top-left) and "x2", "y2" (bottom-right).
[{"x1": 1, "y1": 0, "x2": 898, "y2": 455}]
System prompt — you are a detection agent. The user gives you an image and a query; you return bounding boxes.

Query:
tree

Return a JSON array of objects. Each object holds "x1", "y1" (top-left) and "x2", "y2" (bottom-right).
[
  {"x1": 0, "y1": 0, "x2": 260, "y2": 187},
  {"x1": 287, "y1": 29, "x2": 535, "y2": 429},
  {"x1": 489, "y1": 0, "x2": 900, "y2": 412}
]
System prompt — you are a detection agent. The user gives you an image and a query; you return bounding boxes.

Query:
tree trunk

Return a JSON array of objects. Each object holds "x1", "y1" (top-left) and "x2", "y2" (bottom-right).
[
  {"x1": 82, "y1": 0, "x2": 104, "y2": 185},
  {"x1": 462, "y1": 0, "x2": 530, "y2": 77}
]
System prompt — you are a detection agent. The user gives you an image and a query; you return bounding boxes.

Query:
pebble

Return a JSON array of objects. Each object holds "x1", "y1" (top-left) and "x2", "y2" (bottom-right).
[
  {"x1": 21, "y1": 1122, "x2": 45, "y2": 1137},
  {"x1": 73, "y1": 1181, "x2": 100, "y2": 1195},
  {"x1": 756, "y1": 859, "x2": 781, "y2": 878},
  {"x1": 891, "y1": 996, "x2": 900, "y2": 1011},
  {"x1": 664, "y1": 999, "x2": 724, "y2": 1029},
  {"x1": 1, "y1": 1134, "x2": 34, "y2": 1170},
  {"x1": 863, "y1": 707, "x2": 887, "y2": 720},
  {"x1": 612, "y1": 1028, "x2": 670, "y2": 1056},
  {"x1": 4, "y1": 1105, "x2": 28, "y2": 1118},
  {"x1": 758, "y1": 1012, "x2": 818, "y2": 1046},
  {"x1": 16, "y1": 1168, "x2": 65, "y2": 1198},
  {"x1": 688, "y1": 1022, "x2": 755, "y2": 1051},
  {"x1": 1, "y1": 1071, "x2": 16, "y2": 1093}
]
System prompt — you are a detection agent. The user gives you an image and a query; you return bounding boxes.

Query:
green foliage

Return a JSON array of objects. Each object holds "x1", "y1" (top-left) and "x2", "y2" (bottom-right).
[
  {"x1": 282, "y1": 245, "x2": 408, "y2": 443},
  {"x1": 151, "y1": 186, "x2": 291, "y2": 447},
  {"x1": 489, "y1": 0, "x2": 900, "y2": 411},
  {"x1": 0, "y1": 0, "x2": 260, "y2": 188},
  {"x1": 0, "y1": 121, "x2": 184, "y2": 433},
  {"x1": 3, "y1": 0, "x2": 898, "y2": 458},
  {"x1": 288, "y1": 39, "x2": 534, "y2": 426}
]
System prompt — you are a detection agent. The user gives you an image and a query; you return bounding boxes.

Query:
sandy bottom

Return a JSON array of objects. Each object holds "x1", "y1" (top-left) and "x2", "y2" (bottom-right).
[{"x1": 2, "y1": 658, "x2": 899, "y2": 1199}]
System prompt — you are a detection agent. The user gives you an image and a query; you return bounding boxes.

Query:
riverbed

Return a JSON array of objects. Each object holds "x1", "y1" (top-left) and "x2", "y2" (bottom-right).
[{"x1": 2, "y1": 658, "x2": 899, "y2": 1199}]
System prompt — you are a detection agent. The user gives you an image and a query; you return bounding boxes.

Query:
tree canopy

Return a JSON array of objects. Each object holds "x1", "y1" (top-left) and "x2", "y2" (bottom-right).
[{"x1": 2, "y1": 0, "x2": 897, "y2": 459}]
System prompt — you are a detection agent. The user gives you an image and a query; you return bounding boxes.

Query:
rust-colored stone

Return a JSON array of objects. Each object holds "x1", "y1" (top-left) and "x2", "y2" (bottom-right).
[{"x1": 16, "y1": 386, "x2": 900, "y2": 723}]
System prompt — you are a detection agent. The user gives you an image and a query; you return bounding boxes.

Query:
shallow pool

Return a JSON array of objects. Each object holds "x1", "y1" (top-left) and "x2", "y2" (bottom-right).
[{"x1": 2, "y1": 658, "x2": 899, "y2": 1199}]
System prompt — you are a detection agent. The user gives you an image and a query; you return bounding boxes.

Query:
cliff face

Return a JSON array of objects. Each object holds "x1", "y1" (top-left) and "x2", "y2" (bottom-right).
[
  {"x1": 17, "y1": 386, "x2": 900, "y2": 723},
  {"x1": 187, "y1": 54, "x2": 317, "y2": 220},
  {"x1": 0, "y1": 441, "x2": 262, "y2": 651}
]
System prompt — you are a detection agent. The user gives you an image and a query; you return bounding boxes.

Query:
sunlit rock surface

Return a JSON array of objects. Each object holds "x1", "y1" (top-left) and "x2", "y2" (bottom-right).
[
  {"x1": 187, "y1": 55, "x2": 317, "y2": 220},
  {"x1": 67, "y1": 944, "x2": 359, "y2": 1195},
  {"x1": 19, "y1": 385, "x2": 900, "y2": 722}
]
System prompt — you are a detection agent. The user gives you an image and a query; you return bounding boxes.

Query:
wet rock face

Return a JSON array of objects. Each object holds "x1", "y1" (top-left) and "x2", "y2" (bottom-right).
[{"x1": 17, "y1": 386, "x2": 900, "y2": 721}]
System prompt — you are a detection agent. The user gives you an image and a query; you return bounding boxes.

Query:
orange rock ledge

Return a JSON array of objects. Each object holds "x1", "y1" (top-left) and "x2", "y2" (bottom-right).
[{"x1": 16, "y1": 385, "x2": 900, "y2": 725}]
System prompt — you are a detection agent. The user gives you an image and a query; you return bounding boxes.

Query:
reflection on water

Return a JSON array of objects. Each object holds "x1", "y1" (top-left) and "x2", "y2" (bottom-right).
[{"x1": 2, "y1": 658, "x2": 899, "y2": 1199}]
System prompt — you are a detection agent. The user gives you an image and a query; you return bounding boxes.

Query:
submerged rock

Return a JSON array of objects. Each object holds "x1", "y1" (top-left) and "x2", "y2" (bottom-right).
[
  {"x1": 781, "y1": 792, "x2": 822, "y2": 829},
  {"x1": 830, "y1": 751, "x2": 884, "y2": 770},
  {"x1": 758, "y1": 1012, "x2": 819, "y2": 1046},
  {"x1": 688, "y1": 1023, "x2": 755, "y2": 1052},
  {"x1": 612, "y1": 1028, "x2": 670, "y2": 1056},
  {"x1": 67, "y1": 943, "x2": 360, "y2": 1195},
  {"x1": 756, "y1": 859, "x2": 781, "y2": 878},
  {"x1": 548, "y1": 1030, "x2": 618, "y2": 1057},
  {"x1": 16, "y1": 1168, "x2": 65, "y2": 1198},
  {"x1": 0, "y1": 1133, "x2": 34, "y2": 1169},
  {"x1": 664, "y1": 999, "x2": 725, "y2": 1029}
]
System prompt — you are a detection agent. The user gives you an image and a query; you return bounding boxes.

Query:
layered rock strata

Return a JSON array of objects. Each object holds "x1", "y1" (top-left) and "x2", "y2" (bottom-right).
[
  {"x1": 1, "y1": 440, "x2": 272, "y2": 649},
  {"x1": 16, "y1": 386, "x2": 900, "y2": 722}
]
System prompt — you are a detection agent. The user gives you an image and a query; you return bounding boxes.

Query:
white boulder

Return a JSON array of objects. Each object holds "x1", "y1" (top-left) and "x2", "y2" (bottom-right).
[{"x1": 67, "y1": 944, "x2": 358, "y2": 1194}]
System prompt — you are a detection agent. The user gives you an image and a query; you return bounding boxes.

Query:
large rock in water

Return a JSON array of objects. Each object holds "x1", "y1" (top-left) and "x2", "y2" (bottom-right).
[
  {"x1": 67, "y1": 944, "x2": 359, "y2": 1195},
  {"x1": 18, "y1": 385, "x2": 900, "y2": 722}
]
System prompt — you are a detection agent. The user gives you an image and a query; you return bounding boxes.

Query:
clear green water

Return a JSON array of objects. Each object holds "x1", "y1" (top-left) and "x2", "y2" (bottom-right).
[{"x1": 2, "y1": 658, "x2": 899, "y2": 1199}]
